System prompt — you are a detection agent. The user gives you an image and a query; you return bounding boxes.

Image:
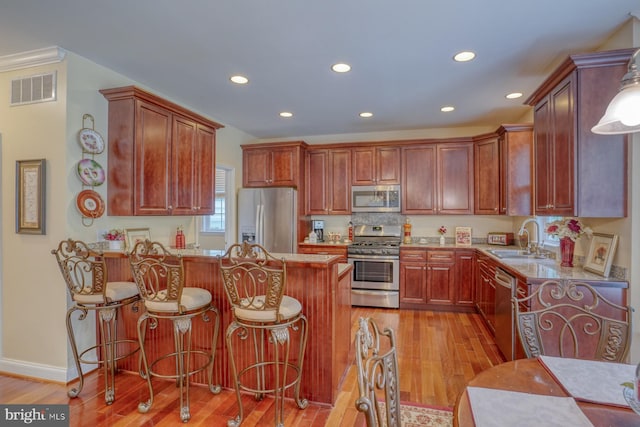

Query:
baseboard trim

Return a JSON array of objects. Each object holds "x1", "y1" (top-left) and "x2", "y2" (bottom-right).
[{"x1": 0, "y1": 357, "x2": 69, "y2": 383}]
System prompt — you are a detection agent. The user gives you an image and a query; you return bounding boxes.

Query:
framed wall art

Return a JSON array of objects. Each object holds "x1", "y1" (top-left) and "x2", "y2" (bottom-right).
[
  {"x1": 455, "y1": 226, "x2": 472, "y2": 246},
  {"x1": 125, "y1": 227, "x2": 151, "y2": 249},
  {"x1": 16, "y1": 159, "x2": 46, "y2": 235},
  {"x1": 583, "y1": 233, "x2": 618, "y2": 277}
]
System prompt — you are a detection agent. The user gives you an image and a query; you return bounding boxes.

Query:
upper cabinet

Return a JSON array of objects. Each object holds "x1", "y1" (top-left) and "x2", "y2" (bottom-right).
[
  {"x1": 352, "y1": 146, "x2": 401, "y2": 185},
  {"x1": 242, "y1": 141, "x2": 307, "y2": 188},
  {"x1": 474, "y1": 125, "x2": 533, "y2": 215},
  {"x1": 100, "y1": 86, "x2": 223, "y2": 216},
  {"x1": 306, "y1": 148, "x2": 351, "y2": 215},
  {"x1": 402, "y1": 141, "x2": 474, "y2": 214},
  {"x1": 526, "y1": 49, "x2": 633, "y2": 217}
]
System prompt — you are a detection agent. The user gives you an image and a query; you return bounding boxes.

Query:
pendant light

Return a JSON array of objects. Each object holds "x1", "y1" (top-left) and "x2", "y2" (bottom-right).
[{"x1": 591, "y1": 48, "x2": 640, "y2": 135}]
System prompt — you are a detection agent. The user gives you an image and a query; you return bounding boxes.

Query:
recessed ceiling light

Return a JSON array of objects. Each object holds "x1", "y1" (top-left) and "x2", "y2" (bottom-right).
[
  {"x1": 440, "y1": 106, "x2": 455, "y2": 112},
  {"x1": 331, "y1": 63, "x2": 351, "y2": 73},
  {"x1": 230, "y1": 75, "x2": 249, "y2": 84},
  {"x1": 505, "y1": 92, "x2": 523, "y2": 99},
  {"x1": 279, "y1": 111, "x2": 293, "y2": 118},
  {"x1": 453, "y1": 51, "x2": 476, "y2": 62},
  {"x1": 359, "y1": 112, "x2": 373, "y2": 118}
]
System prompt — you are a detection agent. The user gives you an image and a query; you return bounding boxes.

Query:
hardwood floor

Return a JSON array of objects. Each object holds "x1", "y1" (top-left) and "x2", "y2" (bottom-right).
[{"x1": 0, "y1": 308, "x2": 504, "y2": 426}]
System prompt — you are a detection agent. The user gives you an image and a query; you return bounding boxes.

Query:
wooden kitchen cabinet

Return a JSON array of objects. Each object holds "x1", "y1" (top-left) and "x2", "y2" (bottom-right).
[
  {"x1": 242, "y1": 141, "x2": 307, "y2": 188},
  {"x1": 306, "y1": 148, "x2": 351, "y2": 214},
  {"x1": 402, "y1": 145, "x2": 437, "y2": 213},
  {"x1": 526, "y1": 48, "x2": 633, "y2": 217},
  {"x1": 402, "y1": 141, "x2": 474, "y2": 214},
  {"x1": 100, "y1": 86, "x2": 223, "y2": 216},
  {"x1": 473, "y1": 135, "x2": 500, "y2": 215},
  {"x1": 352, "y1": 145, "x2": 400, "y2": 185},
  {"x1": 427, "y1": 250, "x2": 455, "y2": 306},
  {"x1": 437, "y1": 142, "x2": 474, "y2": 214},
  {"x1": 475, "y1": 254, "x2": 496, "y2": 334},
  {"x1": 474, "y1": 125, "x2": 533, "y2": 216},
  {"x1": 400, "y1": 248, "x2": 428, "y2": 307},
  {"x1": 455, "y1": 250, "x2": 475, "y2": 308}
]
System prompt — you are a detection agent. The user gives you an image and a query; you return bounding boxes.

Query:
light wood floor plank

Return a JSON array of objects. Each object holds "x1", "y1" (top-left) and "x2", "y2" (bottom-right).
[{"x1": 0, "y1": 308, "x2": 503, "y2": 426}]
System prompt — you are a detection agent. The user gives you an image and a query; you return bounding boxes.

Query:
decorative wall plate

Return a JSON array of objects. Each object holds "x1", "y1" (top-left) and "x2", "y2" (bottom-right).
[
  {"x1": 78, "y1": 128, "x2": 105, "y2": 154},
  {"x1": 76, "y1": 158, "x2": 105, "y2": 186},
  {"x1": 76, "y1": 189, "x2": 105, "y2": 218}
]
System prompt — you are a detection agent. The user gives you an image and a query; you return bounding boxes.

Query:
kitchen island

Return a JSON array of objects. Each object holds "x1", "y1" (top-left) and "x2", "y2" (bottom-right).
[{"x1": 103, "y1": 250, "x2": 352, "y2": 406}]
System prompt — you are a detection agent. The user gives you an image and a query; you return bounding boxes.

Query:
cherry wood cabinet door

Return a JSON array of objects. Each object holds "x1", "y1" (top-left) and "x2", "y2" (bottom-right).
[
  {"x1": 172, "y1": 115, "x2": 198, "y2": 215},
  {"x1": 533, "y1": 99, "x2": 553, "y2": 215},
  {"x1": 474, "y1": 137, "x2": 500, "y2": 214},
  {"x1": 243, "y1": 148, "x2": 272, "y2": 187},
  {"x1": 134, "y1": 100, "x2": 173, "y2": 215},
  {"x1": 270, "y1": 147, "x2": 298, "y2": 186},
  {"x1": 193, "y1": 124, "x2": 216, "y2": 214},
  {"x1": 455, "y1": 251, "x2": 475, "y2": 306},
  {"x1": 400, "y1": 262, "x2": 427, "y2": 305},
  {"x1": 402, "y1": 145, "x2": 436, "y2": 213},
  {"x1": 547, "y1": 77, "x2": 575, "y2": 215},
  {"x1": 306, "y1": 149, "x2": 328, "y2": 214},
  {"x1": 500, "y1": 125, "x2": 533, "y2": 216},
  {"x1": 352, "y1": 146, "x2": 400, "y2": 185},
  {"x1": 437, "y1": 143, "x2": 474, "y2": 214},
  {"x1": 376, "y1": 146, "x2": 401, "y2": 184},
  {"x1": 427, "y1": 263, "x2": 455, "y2": 305},
  {"x1": 328, "y1": 149, "x2": 351, "y2": 214}
]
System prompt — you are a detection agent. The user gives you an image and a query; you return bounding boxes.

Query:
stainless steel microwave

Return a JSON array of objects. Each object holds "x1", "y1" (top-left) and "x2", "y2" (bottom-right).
[{"x1": 351, "y1": 185, "x2": 401, "y2": 212}]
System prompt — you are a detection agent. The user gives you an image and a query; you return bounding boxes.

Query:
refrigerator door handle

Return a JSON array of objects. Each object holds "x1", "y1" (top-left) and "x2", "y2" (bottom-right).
[{"x1": 256, "y1": 203, "x2": 263, "y2": 245}]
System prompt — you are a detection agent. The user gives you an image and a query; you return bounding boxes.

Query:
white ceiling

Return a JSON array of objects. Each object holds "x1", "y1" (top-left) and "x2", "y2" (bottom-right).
[{"x1": 0, "y1": 1, "x2": 638, "y2": 139}]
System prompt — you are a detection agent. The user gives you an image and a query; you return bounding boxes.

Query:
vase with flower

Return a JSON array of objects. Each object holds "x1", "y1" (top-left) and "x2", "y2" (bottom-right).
[
  {"x1": 438, "y1": 226, "x2": 447, "y2": 246},
  {"x1": 103, "y1": 228, "x2": 125, "y2": 250},
  {"x1": 545, "y1": 218, "x2": 591, "y2": 267}
]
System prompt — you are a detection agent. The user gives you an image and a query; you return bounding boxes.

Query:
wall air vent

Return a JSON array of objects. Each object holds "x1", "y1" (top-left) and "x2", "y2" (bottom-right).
[{"x1": 10, "y1": 71, "x2": 57, "y2": 106}]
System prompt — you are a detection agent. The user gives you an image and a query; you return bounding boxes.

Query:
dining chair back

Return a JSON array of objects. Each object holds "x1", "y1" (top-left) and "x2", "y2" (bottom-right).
[
  {"x1": 513, "y1": 279, "x2": 632, "y2": 362},
  {"x1": 354, "y1": 317, "x2": 401, "y2": 427},
  {"x1": 52, "y1": 238, "x2": 140, "y2": 404}
]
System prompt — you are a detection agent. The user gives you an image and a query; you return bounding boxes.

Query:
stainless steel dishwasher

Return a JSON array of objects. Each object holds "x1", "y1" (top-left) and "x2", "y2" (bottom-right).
[{"x1": 494, "y1": 268, "x2": 516, "y2": 360}]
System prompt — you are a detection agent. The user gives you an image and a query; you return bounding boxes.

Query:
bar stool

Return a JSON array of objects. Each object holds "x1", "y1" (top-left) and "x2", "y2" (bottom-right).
[
  {"x1": 218, "y1": 242, "x2": 308, "y2": 427},
  {"x1": 51, "y1": 239, "x2": 140, "y2": 405},
  {"x1": 128, "y1": 240, "x2": 220, "y2": 422}
]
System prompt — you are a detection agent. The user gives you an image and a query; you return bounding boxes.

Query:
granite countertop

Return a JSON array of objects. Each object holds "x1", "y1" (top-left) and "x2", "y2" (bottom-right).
[{"x1": 402, "y1": 242, "x2": 625, "y2": 283}]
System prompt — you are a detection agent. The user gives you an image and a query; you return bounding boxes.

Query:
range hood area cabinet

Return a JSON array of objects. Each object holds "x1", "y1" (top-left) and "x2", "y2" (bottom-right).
[
  {"x1": 474, "y1": 125, "x2": 533, "y2": 216},
  {"x1": 305, "y1": 147, "x2": 351, "y2": 215},
  {"x1": 100, "y1": 86, "x2": 223, "y2": 216},
  {"x1": 525, "y1": 48, "x2": 634, "y2": 218},
  {"x1": 402, "y1": 141, "x2": 474, "y2": 215}
]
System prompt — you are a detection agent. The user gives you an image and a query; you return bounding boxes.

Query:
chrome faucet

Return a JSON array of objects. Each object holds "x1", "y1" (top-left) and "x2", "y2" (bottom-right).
[{"x1": 518, "y1": 218, "x2": 542, "y2": 255}]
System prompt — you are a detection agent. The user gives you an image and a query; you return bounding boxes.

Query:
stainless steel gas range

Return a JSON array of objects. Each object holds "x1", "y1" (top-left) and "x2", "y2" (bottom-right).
[{"x1": 347, "y1": 224, "x2": 401, "y2": 308}]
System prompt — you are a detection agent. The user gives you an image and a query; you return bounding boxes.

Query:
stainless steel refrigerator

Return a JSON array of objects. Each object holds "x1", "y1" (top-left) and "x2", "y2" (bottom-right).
[{"x1": 237, "y1": 187, "x2": 297, "y2": 253}]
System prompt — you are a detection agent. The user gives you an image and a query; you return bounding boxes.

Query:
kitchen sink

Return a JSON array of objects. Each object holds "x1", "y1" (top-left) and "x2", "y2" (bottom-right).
[{"x1": 486, "y1": 249, "x2": 533, "y2": 259}]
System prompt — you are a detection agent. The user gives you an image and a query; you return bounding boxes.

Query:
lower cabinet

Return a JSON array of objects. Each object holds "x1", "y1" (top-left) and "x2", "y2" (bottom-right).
[
  {"x1": 475, "y1": 254, "x2": 497, "y2": 334},
  {"x1": 400, "y1": 247, "x2": 475, "y2": 311}
]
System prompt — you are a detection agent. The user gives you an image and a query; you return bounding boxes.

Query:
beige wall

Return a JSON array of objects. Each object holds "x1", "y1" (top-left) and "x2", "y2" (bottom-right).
[{"x1": 0, "y1": 51, "x2": 250, "y2": 381}]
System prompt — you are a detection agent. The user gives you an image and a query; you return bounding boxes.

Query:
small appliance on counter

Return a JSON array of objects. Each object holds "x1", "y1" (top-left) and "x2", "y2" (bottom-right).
[
  {"x1": 312, "y1": 220, "x2": 325, "y2": 242},
  {"x1": 487, "y1": 232, "x2": 514, "y2": 246}
]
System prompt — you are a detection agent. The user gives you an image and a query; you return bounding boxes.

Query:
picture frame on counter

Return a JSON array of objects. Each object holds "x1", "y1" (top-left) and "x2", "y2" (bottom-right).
[
  {"x1": 455, "y1": 226, "x2": 472, "y2": 246},
  {"x1": 125, "y1": 227, "x2": 151, "y2": 249},
  {"x1": 16, "y1": 159, "x2": 46, "y2": 235},
  {"x1": 583, "y1": 233, "x2": 618, "y2": 277}
]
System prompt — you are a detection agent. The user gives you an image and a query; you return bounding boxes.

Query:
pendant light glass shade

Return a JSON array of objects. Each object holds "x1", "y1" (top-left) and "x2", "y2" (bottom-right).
[{"x1": 592, "y1": 48, "x2": 640, "y2": 135}]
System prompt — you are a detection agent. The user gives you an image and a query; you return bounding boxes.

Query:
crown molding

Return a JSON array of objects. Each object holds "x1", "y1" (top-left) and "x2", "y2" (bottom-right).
[{"x1": 0, "y1": 46, "x2": 66, "y2": 73}]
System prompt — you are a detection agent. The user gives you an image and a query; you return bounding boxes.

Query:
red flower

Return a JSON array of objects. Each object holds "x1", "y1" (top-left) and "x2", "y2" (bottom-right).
[
  {"x1": 567, "y1": 219, "x2": 581, "y2": 233},
  {"x1": 547, "y1": 224, "x2": 558, "y2": 233}
]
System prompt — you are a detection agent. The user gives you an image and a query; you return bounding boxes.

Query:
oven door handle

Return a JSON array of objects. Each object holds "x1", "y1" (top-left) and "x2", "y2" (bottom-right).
[{"x1": 347, "y1": 254, "x2": 399, "y2": 261}]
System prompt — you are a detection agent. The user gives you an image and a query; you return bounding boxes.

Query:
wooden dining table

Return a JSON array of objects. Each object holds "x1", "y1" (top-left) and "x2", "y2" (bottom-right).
[{"x1": 454, "y1": 358, "x2": 638, "y2": 427}]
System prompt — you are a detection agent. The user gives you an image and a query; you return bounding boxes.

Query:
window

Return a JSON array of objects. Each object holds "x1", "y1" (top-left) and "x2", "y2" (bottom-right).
[
  {"x1": 540, "y1": 216, "x2": 562, "y2": 245},
  {"x1": 202, "y1": 167, "x2": 230, "y2": 233}
]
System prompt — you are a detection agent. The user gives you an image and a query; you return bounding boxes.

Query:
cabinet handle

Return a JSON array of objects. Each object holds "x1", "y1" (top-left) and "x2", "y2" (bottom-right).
[{"x1": 169, "y1": 205, "x2": 173, "y2": 210}]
